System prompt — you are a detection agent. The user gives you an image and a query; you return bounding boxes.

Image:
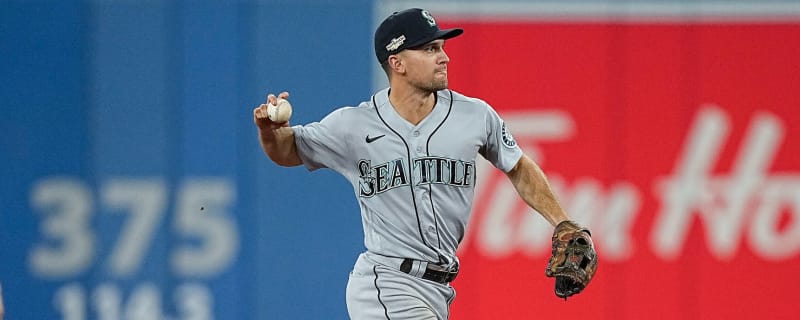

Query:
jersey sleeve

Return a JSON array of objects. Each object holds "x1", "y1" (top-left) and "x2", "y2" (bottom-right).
[
  {"x1": 479, "y1": 103, "x2": 523, "y2": 172},
  {"x1": 292, "y1": 107, "x2": 352, "y2": 172}
]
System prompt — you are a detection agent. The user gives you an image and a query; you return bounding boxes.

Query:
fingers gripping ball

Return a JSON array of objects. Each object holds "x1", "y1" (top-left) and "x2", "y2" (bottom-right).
[
  {"x1": 268, "y1": 98, "x2": 293, "y2": 123},
  {"x1": 545, "y1": 220, "x2": 598, "y2": 300}
]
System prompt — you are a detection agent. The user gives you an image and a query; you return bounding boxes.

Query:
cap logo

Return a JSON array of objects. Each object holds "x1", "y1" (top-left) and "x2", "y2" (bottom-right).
[
  {"x1": 386, "y1": 35, "x2": 406, "y2": 52},
  {"x1": 421, "y1": 10, "x2": 436, "y2": 26}
]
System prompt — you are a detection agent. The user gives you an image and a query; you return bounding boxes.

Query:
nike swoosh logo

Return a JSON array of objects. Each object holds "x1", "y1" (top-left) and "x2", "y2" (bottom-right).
[{"x1": 365, "y1": 134, "x2": 386, "y2": 143}]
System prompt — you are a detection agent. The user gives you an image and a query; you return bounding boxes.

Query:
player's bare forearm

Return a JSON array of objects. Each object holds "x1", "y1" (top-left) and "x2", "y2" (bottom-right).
[
  {"x1": 506, "y1": 155, "x2": 570, "y2": 226},
  {"x1": 258, "y1": 126, "x2": 302, "y2": 166},
  {"x1": 253, "y1": 92, "x2": 302, "y2": 167}
]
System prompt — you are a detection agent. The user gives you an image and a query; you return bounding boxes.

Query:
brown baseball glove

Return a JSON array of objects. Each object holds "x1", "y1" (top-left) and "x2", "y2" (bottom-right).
[{"x1": 545, "y1": 220, "x2": 597, "y2": 300}]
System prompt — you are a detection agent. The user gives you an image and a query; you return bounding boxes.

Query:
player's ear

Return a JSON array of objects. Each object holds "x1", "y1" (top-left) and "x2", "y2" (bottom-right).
[{"x1": 387, "y1": 55, "x2": 405, "y2": 75}]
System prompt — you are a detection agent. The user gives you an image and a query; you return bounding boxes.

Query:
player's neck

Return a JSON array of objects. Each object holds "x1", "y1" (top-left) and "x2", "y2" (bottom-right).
[{"x1": 387, "y1": 84, "x2": 436, "y2": 125}]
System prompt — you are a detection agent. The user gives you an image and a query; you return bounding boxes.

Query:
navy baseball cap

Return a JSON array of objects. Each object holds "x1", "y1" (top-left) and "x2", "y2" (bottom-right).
[{"x1": 374, "y1": 8, "x2": 463, "y2": 64}]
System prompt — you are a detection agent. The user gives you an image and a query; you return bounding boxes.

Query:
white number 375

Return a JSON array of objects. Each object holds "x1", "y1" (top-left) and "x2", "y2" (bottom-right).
[{"x1": 28, "y1": 177, "x2": 239, "y2": 279}]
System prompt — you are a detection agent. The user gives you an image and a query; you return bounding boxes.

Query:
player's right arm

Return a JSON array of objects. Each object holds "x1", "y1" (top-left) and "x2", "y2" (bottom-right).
[{"x1": 253, "y1": 92, "x2": 302, "y2": 166}]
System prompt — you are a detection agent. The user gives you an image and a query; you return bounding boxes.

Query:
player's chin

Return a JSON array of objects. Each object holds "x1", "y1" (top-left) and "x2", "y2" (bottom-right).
[{"x1": 429, "y1": 78, "x2": 448, "y2": 91}]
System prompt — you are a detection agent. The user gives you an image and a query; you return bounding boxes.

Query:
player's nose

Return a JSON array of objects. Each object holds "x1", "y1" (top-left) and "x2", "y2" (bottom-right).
[{"x1": 439, "y1": 49, "x2": 450, "y2": 64}]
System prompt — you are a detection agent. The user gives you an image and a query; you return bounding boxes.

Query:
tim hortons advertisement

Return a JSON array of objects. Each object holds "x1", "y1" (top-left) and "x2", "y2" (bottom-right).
[{"x1": 442, "y1": 21, "x2": 800, "y2": 319}]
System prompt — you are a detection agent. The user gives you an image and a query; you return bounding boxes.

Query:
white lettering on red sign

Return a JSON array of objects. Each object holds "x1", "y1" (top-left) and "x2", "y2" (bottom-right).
[{"x1": 466, "y1": 105, "x2": 800, "y2": 262}]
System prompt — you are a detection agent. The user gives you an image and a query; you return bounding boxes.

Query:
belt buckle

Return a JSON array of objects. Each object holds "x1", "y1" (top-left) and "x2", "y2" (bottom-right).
[
  {"x1": 436, "y1": 254, "x2": 459, "y2": 271},
  {"x1": 444, "y1": 265, "x2": 459, "y2": 283},
  {"x1": 430, "y1": 259, "x2": 459, "y2": 283}
]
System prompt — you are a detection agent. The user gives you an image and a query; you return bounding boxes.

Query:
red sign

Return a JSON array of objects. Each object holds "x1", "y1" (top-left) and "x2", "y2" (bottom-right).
[{"x1": 442, "y1": 20, "x2": 800, "y2": 320}]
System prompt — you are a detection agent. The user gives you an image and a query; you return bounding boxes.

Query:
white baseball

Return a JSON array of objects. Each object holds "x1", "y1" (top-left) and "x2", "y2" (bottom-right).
[{"x1": 267, "y1": 98, "x2": 293, "y2": 123}]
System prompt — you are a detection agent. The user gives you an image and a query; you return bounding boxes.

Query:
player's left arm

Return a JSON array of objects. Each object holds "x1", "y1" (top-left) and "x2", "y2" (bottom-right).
[
  {"x1": 505, "y1": 152, "x2": 598, "y2": 299},
  {"x1": 504, "y1": 154, "x2": 570, "y2": 226}
]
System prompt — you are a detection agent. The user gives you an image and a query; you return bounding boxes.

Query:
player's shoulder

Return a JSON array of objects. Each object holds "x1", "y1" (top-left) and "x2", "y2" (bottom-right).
[
  {"x1": 317, "y1": 89, "x2": 390, "y2": 125},
  {"x1": 324, "y1": 99, "x2": 374, "y2": 119},
  {"x1": 440, "y1": 89, "x2": 493, "y2": 112}
]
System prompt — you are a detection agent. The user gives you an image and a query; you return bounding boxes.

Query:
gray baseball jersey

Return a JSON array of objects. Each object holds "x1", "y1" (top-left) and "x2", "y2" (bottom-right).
[{"x1": 293, "y1": 88, "x2": 522, "y2": 263}]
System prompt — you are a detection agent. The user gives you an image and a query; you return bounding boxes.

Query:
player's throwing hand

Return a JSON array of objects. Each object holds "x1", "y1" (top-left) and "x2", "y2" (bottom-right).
[{"x1": 253, "y1": 91, "x2": 291, "y2": 130}]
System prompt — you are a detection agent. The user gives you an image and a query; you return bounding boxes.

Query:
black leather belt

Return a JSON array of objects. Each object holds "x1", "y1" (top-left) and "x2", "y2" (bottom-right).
[{"x1": 399, "y1": 258, "x2": 459, "y2": 284}]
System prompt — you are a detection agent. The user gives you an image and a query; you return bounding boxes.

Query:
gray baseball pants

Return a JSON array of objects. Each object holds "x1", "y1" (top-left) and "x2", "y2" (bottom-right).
[{"x1": 346, "y1": 252, "x2": 456, "y2": 319}]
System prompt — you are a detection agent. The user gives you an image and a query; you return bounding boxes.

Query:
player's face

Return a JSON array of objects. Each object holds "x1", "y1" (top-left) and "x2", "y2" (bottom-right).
[{"x1": 400, "y1": 39, "x2": 450, "y2": 92}]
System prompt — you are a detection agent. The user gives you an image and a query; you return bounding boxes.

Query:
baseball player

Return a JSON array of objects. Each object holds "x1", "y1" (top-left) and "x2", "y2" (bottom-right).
[{"x1": 254, "y1": 8, "x2": 597, "y2": 319}]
